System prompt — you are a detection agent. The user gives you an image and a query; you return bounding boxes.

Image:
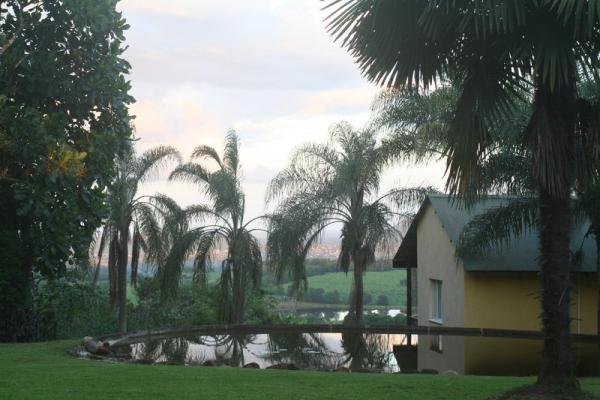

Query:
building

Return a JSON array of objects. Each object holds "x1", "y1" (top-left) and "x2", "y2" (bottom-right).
[{"x1": 393, "y1": 194, "x2": 598, "y2": 375}]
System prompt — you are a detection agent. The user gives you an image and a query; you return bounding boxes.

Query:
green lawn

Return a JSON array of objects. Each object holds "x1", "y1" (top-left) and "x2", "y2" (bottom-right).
[
  {"x1": 284, "y1": 270, "x2": 406, "y2": 306},
  {"x1": 3, "y1": 341, "x2": 600, "y2": 399}
]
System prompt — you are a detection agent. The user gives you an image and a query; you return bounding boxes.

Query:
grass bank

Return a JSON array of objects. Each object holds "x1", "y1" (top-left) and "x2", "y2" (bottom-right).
[
  {"x1": 282, "y1": 270, "x2": 406, "y2": 306},
  {"x1": 3, "y1": 341, "x2": 600, "y2": 399}
]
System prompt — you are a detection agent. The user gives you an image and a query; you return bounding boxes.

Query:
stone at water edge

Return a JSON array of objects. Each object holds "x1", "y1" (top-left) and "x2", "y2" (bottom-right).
[
  {"x1": 81, "y1": 337, "x2": 111, "y2": 356},
  {"x1": 266, "y1": 363, "x2": 298, "y2": 370},
  {"x1": 243, "y1": 362, "x2": 260, "y2": 369}
]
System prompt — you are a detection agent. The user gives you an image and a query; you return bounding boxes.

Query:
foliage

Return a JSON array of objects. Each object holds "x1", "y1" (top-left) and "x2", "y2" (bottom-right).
[
  {"x1": 166, "y1": 131, "x2": 264, "y2": 324},
  {"x1": 0, "y1": 0, "x2": 133, "y2": 341},
  {"x1": 127, "y1": 278, "x2": 215, "y2": 331},
  {"x1": 91, "y1": 146, "x2": 181, "y2": 333},
  {"x1": 33, "y1": 272, "x2": 116, "y2": 339},
  {"x1": 267, "y1": 121, "x2": 428, "y2": 323}
]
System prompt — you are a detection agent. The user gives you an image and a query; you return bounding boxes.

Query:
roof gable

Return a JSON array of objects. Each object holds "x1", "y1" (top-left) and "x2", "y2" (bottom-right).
[{"x1": 394, "y1": 194, "x2": 596, "y2": 272}]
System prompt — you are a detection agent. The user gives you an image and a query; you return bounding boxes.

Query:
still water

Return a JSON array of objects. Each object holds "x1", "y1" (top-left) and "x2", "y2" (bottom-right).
[{"x1": 127, "y1": 332, "x2": 410, "y2": 372}]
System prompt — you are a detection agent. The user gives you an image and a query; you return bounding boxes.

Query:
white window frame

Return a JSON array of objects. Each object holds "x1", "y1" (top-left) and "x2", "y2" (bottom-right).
[{"x1": 430, "y1": 279, "x2": 443, "y2": 324}]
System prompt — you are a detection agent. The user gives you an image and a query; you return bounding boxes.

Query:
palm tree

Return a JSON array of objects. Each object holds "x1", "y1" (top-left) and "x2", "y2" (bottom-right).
[
  {"x1": 267, "y1": 122, "x2": 428, "y2": 324},
  {"x1": 92, "y1": 146, "x2": 181, "y2": 333},
  {"x1": 325, "y1": 1, "x2": 600, "y2": 387},
  {"x1": 165, "y1": 130, "x2": 264, "y2": 324}
]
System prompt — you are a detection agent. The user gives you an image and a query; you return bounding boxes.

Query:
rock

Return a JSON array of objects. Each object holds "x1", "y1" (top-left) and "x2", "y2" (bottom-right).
[
  {"x1": 266, "y1": 363, "x2": 298, "y2": 370},
  {"x1": 131, "y1": 359, "x2": 154, "y2": 365},
  {"x1": 334, "y1": 366, "x2": 350, "y2": 373},
  {"x1": 400, "y1": 369, "x2": 419, "y2": 374},
  {"x1": 442, "y1": 370, "x2": 459, "y2": 376},
  {"x1": 243, "y1": 362, "x2": 260, "y2": 369},
  {"x1": 81, "y1": 337, "x2": 111, "y2": 355},
  {"x1": 202, "y1": 360, "x2": 216, "y2": 367},
  {"x1": 94, "y1": 342, "x2": 111, "y2": 356},
  {"x1": 420, "y1": 368, "x2": 439, "y2": 375},
  {"x1": 82, "y1": 337, "x2": 99, "y2": 354},
  {"x1": 351, "y1": 367, "x2": 380, "y2": 373},
  {"x1": 154, "y1": 360, "x2": 180, "y2": 366}
]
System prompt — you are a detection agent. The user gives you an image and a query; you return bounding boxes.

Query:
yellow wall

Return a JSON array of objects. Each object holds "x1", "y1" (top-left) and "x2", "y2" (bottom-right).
[
  {"x1": 463, "y1": 271, "x2": 598, "y2": 375},
  {"x1": 464, "y1": 271, "x2": 597, "y2": 333}
]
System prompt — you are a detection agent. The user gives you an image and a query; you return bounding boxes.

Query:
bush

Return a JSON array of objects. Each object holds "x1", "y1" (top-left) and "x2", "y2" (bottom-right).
[
  {"x1": 363, "y1": 293, "x2": 373, "y2": 305},
  {"x1": 323, "y1": 290, "x2": 341, "y2": 304},
  {"x1": 33, "y1": 272, "x2": 116, "y2": 339},
  {"x1": 377, "y1": 294, "x2": 390, "y2": 306}
]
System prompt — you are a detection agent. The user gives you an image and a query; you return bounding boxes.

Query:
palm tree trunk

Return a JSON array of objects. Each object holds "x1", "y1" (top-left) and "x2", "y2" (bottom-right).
[
  {"x1": 117, "y1": 226, "x2": 129, "y2": 333},
  {"x1": 351, "y1": 252, "x2": 364, "y2": 324},
  {"x1": 232, "y1": 262, "x2": 244, "y2": 324},
  {"x1": 91, "y1": 263, "x2": 101, "y2": 287},
  {"x1": 530, "y1": 75, "x2": 577, "y2": 388},
  {"x1": 537, "y1": 190, "x2": 575, "y2": 387}
]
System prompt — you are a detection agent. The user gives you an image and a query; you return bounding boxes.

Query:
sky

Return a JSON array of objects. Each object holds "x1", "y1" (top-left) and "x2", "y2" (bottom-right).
[{"x1": 118, "y1": 0, "x2": 446, "y2": 237}]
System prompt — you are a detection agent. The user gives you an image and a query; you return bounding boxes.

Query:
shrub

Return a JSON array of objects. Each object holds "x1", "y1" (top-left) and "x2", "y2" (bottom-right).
[
  {"x1": 323, "y1": 290, "x2": 341, "y2": 304},
  {"x1": 377, "y1": 294, "x2": 390, "y2": 306}
]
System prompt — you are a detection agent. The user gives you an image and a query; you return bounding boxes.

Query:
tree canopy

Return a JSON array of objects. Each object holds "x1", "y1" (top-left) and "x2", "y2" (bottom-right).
[{"x1": 0, "y1": 0, "x2": 133, "y2": 340}]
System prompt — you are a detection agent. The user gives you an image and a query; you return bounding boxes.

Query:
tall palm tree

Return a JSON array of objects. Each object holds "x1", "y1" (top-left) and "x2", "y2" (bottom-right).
[
  {"x1": 267, "y1": 122, "x2": 427, "y2": 324},
  {"x1": 325, "y1": 0, "x2": 600, "y2": 387},
  {"x1": 93, "y1": 146, "x2": 181, "y2": 333},
  {"x1": 165, "y1": 130, "x2": 264, "y2": 324}
]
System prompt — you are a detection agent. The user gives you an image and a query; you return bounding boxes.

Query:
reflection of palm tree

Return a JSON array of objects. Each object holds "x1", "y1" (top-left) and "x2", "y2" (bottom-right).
[
  {"x1": 138, "y1": 337, "x2": 189, "y2": 364},
  {"x1": 341, "y1": 332, "x2": 391, "y2": 371},
  {"x1": 207, "y1": 334, "x2": 255, "y2": 367},
  {"x1": 266, "y1": 333, "x2": 342, "y2": 370}
]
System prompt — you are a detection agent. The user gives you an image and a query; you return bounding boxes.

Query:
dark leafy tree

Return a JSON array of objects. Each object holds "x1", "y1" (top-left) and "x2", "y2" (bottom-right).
[
  {"x1": 0, "y1": 0, "x2": 133, "y2": 341},
  {"x1": 166, "y1": 131, "x2": 264, "y2": 324},
  {"x1": 267, "y1": 122, "x2": 428, "y2": 324},
  {"x1": 325, "y1": 0, "x2": 600, "y2": 387}
]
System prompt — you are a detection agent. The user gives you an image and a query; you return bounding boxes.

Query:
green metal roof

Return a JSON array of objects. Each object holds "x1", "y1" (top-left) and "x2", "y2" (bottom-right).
[{"x1": 393, "y1": 194, "x2": 597, "y2": 272}]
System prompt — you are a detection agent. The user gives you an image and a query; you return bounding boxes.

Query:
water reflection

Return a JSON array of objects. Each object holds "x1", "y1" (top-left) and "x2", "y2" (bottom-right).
[{"x1": 130, "y1": 332, "x2": 401, "y2": 372}]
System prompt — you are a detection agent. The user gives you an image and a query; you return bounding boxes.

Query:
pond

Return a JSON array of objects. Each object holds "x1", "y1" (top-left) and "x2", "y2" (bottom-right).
[
  {"x1": 103, "y1": 332, "x2": 412, "y2": 373},
  {"x1": 292, "y1": 308, "x2": 404, "y2": 323}
]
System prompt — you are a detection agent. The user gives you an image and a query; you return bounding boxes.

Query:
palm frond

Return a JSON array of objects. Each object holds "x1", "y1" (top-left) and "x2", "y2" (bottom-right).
[
  {"x1": 457, "y1": 197, "x2": 539, "y2": 258},
  {"x1": 223, "y1": 129, "x2": 240, "y2": 174},
  {"x1": 324, "y1": 0, "x2": 450, "y2": 88},
  {"x1": 135, "y1": 146, "x2": 182, "y2": 183},
  {"x1": 191, "y1": 145, "x2": 223, "y2": 168},
  {"x1": 169, "y1": 162, "x2": 211, "y2": 186}
]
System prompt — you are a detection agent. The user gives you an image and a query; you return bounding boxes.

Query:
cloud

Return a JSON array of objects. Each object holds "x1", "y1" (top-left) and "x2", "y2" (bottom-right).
[{"x1": 121, "y1": 1, "x2": 446, "y2": 223}]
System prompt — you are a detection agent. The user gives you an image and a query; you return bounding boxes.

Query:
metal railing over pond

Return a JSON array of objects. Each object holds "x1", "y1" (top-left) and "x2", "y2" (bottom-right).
[{"x1": 99, "y1": 324, "x2": 600, "y2": 346}]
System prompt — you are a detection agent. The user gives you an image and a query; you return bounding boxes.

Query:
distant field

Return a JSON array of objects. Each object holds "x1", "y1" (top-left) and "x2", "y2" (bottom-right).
[{"x1": 282, "y1": 270, "x2": 406, "y2": 306}]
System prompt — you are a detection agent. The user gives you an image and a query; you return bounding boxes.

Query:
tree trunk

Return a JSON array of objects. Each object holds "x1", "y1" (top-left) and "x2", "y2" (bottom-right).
[
  {"x1": 232, "y1": 261, "x2": 244, "y2": 325},
  {"x1": 530, "y1": 76, "x2": 577, "y2": 388},
  {"x1": 537, "y1": 190, "x2": 575, "y2": 387},
  {"x1": 0, "y1": 221, "x2": 34, "y2": 341},
  {"x1": 117, "y1": 226, "x2": 129, "y2": 333},
  {"x1": 350, "y1": 252, "x2": 364, "y2": 324}
]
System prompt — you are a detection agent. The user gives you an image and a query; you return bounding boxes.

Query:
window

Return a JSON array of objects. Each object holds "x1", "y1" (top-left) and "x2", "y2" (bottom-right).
[{"x1": 430, "y1": 279, "x2": 442, "y2": 323}]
